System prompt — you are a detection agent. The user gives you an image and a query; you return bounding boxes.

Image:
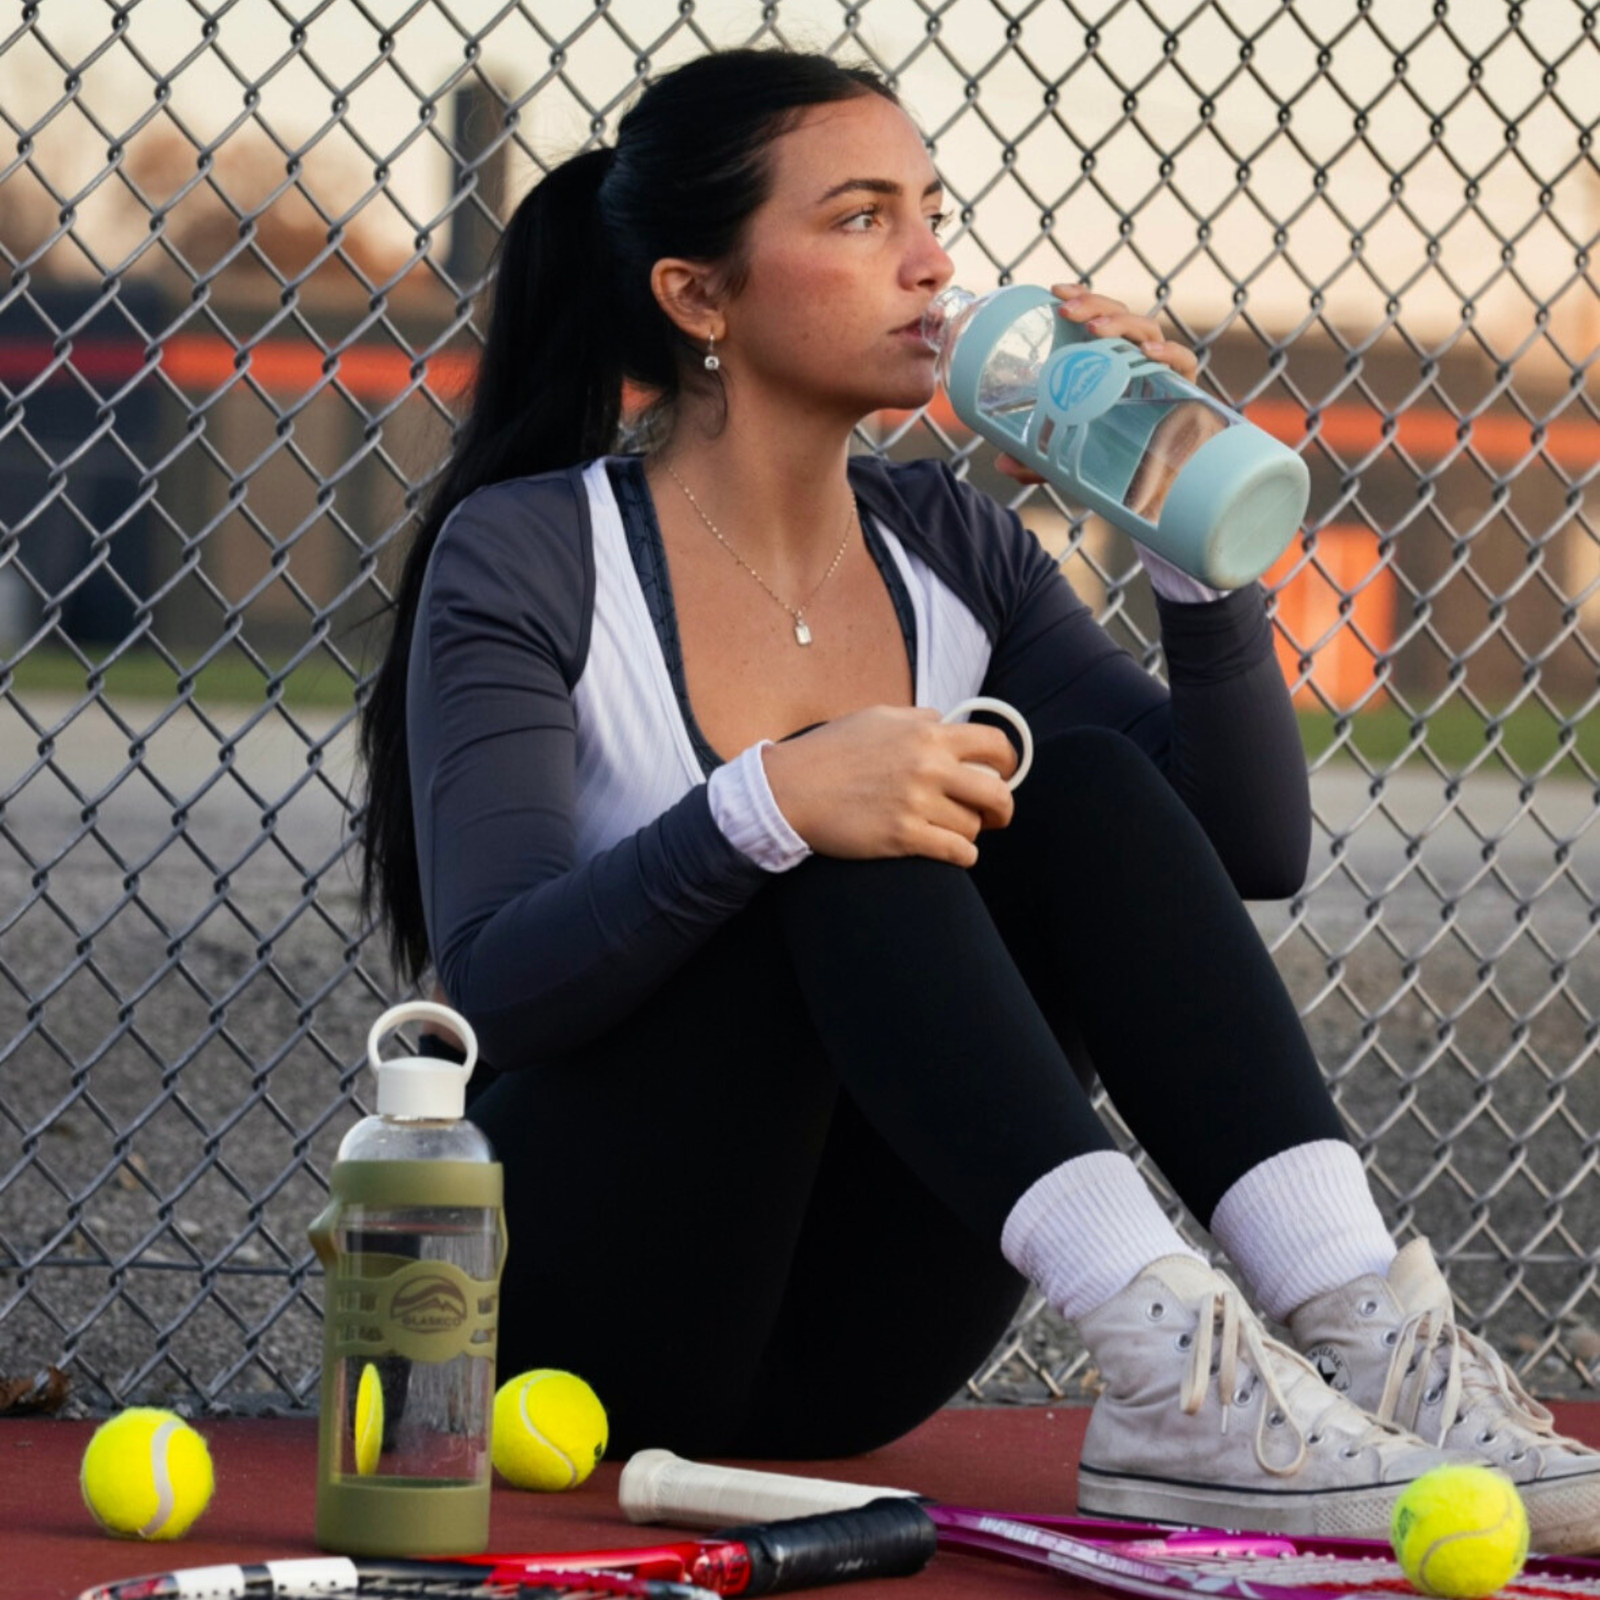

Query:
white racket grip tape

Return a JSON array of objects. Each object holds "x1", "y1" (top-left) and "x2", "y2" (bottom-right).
[
  {"x1": 262, "y1": 1560, "x2": 360, "y2": 1594},
  {"x1": 78, "y1": 1560, "x2": 361, "y2": 1598},
  {"x1": 619, "y1": 1449, "x2": 918, "y2": 1530}
]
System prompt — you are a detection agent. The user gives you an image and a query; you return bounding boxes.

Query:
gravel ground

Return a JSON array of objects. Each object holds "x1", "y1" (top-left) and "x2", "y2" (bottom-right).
[{"x1": 2, "y1": 692, "x2": 1596, "y2": 1417}]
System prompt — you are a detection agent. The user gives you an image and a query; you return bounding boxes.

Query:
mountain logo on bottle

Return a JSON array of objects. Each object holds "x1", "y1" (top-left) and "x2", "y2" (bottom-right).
[
  {"x1": 391, "y1": 1273, "x2": 470, "y2": 1333},
  {"x1": 1041, "y1": 343, "x2": 1129, "y2": 428}
]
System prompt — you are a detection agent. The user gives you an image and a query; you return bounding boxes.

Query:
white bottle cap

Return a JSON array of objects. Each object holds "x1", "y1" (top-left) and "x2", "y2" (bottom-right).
[{"x1": 366, "y1": 1001, "x2": 480, "y2": 1120}]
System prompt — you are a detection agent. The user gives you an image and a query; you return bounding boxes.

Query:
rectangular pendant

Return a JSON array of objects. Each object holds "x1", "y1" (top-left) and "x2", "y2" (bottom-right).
[{"x1": 794, "y1": 618, "x2": 813, "y2": 646}]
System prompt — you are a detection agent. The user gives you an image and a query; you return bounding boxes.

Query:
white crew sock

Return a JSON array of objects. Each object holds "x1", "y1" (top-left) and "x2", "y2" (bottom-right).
[
  {"x1": 1000, "y1": 1150, "x2": 1205, "y2": 1321},
  {"x1": 1208, "y1": 1139, "x2": 1398, "y2": 1321}
]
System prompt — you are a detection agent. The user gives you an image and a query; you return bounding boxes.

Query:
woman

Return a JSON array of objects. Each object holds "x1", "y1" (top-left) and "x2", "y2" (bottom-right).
[{"x1": 357, "y1": 48, "x2": 1600, "y2": 1548}]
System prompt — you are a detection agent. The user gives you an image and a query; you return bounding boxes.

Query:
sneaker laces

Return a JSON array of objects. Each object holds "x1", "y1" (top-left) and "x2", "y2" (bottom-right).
[
  {"x1": 1376, "y1": 1302, "x2": 1558, "y2": 1449},
  {"x1": 1179, "y1": 1279, "x2": 1402, "y2": 1477}
]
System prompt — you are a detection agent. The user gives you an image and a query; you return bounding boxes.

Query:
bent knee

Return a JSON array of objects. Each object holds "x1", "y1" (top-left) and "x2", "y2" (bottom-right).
[
  {"x1": 1032, "y1": 724, "x2": 1153, "y2": 777},
  {"x1": 990, "y1": 726, "x2": 1209, "y2": 868},
  {"x1": 774, "y1": 850, "x2": 975, "y2": 914},
  {"x1": 1022, "y1": 725, "x2": 1182, "y2": 809}
]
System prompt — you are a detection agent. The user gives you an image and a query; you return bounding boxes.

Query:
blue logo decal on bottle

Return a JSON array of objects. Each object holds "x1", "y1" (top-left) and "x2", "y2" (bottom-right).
[{"x1": 1040, "y1": 343, "x2": 1130, "y2": 426}]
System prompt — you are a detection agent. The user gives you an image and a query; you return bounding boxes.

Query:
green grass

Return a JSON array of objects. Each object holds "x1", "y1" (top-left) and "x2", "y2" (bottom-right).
[
  {"x1": 5, "y1": 643, "x2": 360, "y2": 711},
  {"x1": 6, "y1": 645, "x2": 1594, "y2": 779},
  {"x1": 1297, "y1": 701, "x2": 1597, "y2": 778}
]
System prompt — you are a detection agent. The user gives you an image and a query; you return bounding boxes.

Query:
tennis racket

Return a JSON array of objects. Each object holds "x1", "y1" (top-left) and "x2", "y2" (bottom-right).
[
  {"x1": 619, "y1": 1449, "x2": 1600, "y2": 1600},
  {"x1": 77, "y1": 1571, "x2": 702, "y2": 1600},
  {"x1": 74, "y1": 1499, "x2": 937, "y2": 1600}
]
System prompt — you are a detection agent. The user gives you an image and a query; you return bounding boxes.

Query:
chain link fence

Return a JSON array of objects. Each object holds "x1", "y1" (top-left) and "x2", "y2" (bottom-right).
[{"x1": 0, "y1": 0, "x2": 1595, "y2": 1417}]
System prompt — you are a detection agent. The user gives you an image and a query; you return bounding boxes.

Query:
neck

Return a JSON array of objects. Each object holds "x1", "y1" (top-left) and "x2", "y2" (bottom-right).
[{"x1": 649, "y1": 390, "x2": 860, "y2": 571}]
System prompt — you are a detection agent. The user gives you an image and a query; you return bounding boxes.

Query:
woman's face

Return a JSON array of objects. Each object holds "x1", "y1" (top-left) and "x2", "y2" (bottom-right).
[{"x1": 721, "y1": 92, "x2": 955, "y2": 421}]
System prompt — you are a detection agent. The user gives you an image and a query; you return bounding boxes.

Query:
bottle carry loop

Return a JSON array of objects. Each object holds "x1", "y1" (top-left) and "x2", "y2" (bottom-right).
[
  {"x1": 368, "y1": 1000, "x2": 479, "y2": 1076},
  {"x1": 366, "y1": 1000, "x2": 480, "y2": 1119}
]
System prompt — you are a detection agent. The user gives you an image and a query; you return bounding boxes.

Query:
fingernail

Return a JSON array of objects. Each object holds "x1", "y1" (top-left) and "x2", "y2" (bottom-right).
[
  {"x1": 1087, "y1": 315, "x2": 1109, "y2": 328},
  {"x1": 1142, "y1": 339, "x2": 1163, "y2": 352}
]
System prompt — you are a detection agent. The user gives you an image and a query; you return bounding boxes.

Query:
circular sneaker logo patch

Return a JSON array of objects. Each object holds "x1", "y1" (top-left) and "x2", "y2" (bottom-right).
[
  {"x1": 1306, "y1": 1343, "x2": 1351, "y2": 1392},
  {"x1": 1041, "y1": 343, "x2": 1130, "y2": 426}
]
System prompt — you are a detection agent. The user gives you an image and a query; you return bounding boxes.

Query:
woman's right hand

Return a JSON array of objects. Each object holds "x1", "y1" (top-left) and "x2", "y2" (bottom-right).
[{"x1": 759, "y1": 705, "x2": 1018, "y2": 868}]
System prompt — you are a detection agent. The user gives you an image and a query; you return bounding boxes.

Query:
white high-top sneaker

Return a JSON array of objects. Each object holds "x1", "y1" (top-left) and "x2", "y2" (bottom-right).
[
  {"x1": 1076, "y1": 1255, "x2": 1460, "y2": 1536},
  {"x1": 1287, "y1": 1238, "x2": 1600, "y2": 1555}
]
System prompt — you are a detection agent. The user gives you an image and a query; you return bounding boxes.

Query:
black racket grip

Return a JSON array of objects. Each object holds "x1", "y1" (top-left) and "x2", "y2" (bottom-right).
[{"x1": 724, "y1": 1497, "x2": 938, "y2": 1594}]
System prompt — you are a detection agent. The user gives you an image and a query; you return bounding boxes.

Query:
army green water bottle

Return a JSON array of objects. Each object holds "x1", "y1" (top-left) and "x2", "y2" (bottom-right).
[{"x1": 309, "y1": 1001, "x2": 505, "y2": 1555}]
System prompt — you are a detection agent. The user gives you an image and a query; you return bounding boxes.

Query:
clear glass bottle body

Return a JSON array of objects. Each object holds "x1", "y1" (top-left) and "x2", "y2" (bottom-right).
[
  {"x1": 311, "y1": 1112, "x2": 504, "y2": 1554},
  {"x1": 927, "y1": 288, "x2": 1060, "y2": 422},
  {"x1": 924, "y1": 285, "x2": 1231, "y2": 517},
  {"x1": 338, "y1": 1113, "x2": 494, "y2": 1166},
  {"x1": 334, "y1": 1117, "x2": 497, "y2": 1485}
]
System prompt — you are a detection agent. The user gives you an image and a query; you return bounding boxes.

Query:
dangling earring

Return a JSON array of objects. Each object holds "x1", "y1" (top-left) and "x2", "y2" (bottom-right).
[{"x1": 704, "y1": 333, "x2": 721, "y2": 372}]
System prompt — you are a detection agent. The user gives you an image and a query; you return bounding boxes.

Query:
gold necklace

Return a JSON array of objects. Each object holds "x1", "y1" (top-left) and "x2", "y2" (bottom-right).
[{"x1": 661, "y1": 461, "x2": 856, "y2": 647}]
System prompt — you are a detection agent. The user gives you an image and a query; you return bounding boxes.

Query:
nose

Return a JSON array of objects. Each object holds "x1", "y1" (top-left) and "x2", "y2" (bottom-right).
[{"x1": 908, "y1": 228, "x2": 955, "y2": 293}]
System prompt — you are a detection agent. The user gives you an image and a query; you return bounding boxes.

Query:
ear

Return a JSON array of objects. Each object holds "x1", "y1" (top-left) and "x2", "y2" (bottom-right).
[{"x1": 650, "y1": 257, "x2": 726, "y2": 344}]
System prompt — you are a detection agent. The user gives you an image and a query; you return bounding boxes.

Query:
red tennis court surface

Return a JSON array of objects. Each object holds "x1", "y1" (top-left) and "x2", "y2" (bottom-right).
[{"x1": 8, "y1": 1404, "x2": 1600, "y2": 1600}]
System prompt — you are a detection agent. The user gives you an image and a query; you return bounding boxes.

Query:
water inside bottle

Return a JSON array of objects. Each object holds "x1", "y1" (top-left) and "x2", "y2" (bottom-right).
[
  {"x1": 1061, "y1": 368, "x2": 1233, "y2": 519},
  {"x1": 966, "y1": 307, "x2": 1233, "y2": 511},
  {"x1": 333, "y1": 1207, "x2": 499, "y2": 1484},
  {"x1": 973, "y1": 302, "x2": 1057, "y2": 418}
]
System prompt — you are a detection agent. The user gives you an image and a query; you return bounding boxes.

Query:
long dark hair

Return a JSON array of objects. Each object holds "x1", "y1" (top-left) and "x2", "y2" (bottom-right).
[{"x1": 358, "y1": 48, "x2": 899, "y2": 986}]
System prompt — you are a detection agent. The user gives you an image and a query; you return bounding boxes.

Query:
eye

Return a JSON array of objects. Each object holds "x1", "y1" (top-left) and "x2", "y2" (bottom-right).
[{"x1": 839, "y1": 205, "x2": 950, "y2": 236}]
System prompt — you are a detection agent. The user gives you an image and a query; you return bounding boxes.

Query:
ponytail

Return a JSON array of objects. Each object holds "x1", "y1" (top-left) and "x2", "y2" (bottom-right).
[
  {"x1": 357, "y1": 145, "x2": 622, "y2": 986},
  {"x1": 469, "y1": 146, "x2": 623, "y2": 482}
]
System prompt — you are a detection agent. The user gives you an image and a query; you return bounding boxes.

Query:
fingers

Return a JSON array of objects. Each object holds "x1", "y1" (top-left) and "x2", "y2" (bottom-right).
[
  {"x1": 902, "y1": 722, "x2": 1017, "y2": 850},
  {"x1": 909, "y1": 821, "x2": 981, "y2": 869},
  {"x1": 949, "y1": 764, "x2": 1015, "y2": 831},
  {"x1": 1052, "y1": 283, "x2": 1199, "y2": 381},
  {"x1": 911, "y1": 790, "x2": 1001, "y2": 865},
  {"x1": 994, "y1": 452, "x2": 1046, "y2": 485},
  {"x1": 1142, "y1": 339, "x2": 1200, "y2": 381},
  {"x1": 935, "y1": 725, "x2": 1017, "y2": 833},
  {"x1": 1053, "y1": 284, "x2": 1159, "y2": 342},
  {"x1": 941, "y1": 720, "x2": 1020, "y2": 783},
  {"x1": 778, "y1": 707, "x2": 1017, "y2": 867},
  {"x1": 923, "y1": 791, "x2": 985, "y2": 842},
  {"x1": 912, "y1": 768, "x2": 1012, "y2": 865}
]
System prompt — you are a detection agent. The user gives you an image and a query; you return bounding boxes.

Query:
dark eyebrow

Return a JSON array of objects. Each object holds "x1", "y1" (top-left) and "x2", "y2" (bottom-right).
[{"x1": 815, "y1": 177, "x2": 945, "y2": 205}]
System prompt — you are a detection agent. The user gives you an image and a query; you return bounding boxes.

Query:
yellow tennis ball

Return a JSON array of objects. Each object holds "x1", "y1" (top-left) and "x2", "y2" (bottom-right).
[
  {"x1": 353, "y1": 1362, "x2": 384, "y2": 1476},
  {"x1": 1392, "y1": 1464, "x2": 1529, "y2": 1599},
  {"x1": 492, "y1": 1369, "x2": 608, "y2": 1491},
  {"x1": 80, "y1": 1408, "x2": 214, "y2": 1540}
]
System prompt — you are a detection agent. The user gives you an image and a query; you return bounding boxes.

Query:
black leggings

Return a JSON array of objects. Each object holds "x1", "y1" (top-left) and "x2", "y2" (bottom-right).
[{"x1": 466, "y1": 727, "x2": 1346, "y2": 1458}]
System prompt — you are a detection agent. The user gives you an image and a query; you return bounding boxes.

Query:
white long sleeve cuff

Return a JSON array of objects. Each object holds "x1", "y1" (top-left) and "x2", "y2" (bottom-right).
[
  {"x1": 707, "y1": 740, "x2": 813, "y2": 873},
  {"x1": 1137, "y1": 541, "x2": 1229, "y2": 604}
]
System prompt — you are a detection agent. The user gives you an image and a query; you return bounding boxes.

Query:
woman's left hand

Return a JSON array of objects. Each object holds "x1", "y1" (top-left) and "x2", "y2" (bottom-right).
[{"x1": 993, "y1": 284, "x2": 1200, "y2": 486}]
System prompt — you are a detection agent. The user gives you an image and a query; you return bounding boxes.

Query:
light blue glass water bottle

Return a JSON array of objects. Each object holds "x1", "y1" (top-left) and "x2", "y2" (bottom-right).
[{"x1": 922, "y1": 285, "x2": 1310, "y2": 590}]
